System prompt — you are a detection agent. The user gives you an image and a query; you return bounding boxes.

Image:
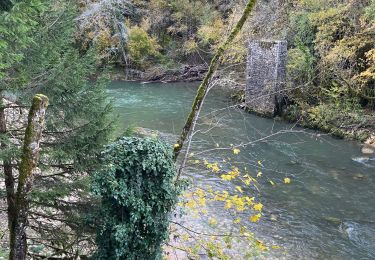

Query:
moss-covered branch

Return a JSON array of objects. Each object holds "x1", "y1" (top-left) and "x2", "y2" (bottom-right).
[
  {"x1": 9, "y1": 94, "x2": 49, "y2": 260},
  {"x1": 173, "y1": 0, "x2": 257, "y2": 160}
]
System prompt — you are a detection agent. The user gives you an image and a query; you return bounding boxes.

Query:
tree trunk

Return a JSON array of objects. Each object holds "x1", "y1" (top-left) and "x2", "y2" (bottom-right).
[
  {"x1": 173, "y1": 0, "x2": 257, "y2": 160},
  {"x1": 0, "y1": 101, "x2": 16, "y2": 235},
  {"x1": 9, "y1": 94, "x2": 49, "y2": 260}
]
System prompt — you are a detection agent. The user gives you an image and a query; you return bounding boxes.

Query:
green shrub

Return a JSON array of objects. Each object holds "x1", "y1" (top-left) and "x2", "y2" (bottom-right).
[
  {"x1": 287, "y1": 43, "x2": 316, "y2": 87},
  {"x1": 92, "y1": 137, "x2": 180, "y2": 260},
  {"x1": 128, "y1": 25, "x2": 161, "y2": 69}
]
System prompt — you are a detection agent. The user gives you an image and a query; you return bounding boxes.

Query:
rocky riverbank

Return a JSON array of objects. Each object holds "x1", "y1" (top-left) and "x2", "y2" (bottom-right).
[
  {"x1": 230, "y1": 89, "x2": 375, "y2": 152},
  {"x1": 110, "y1": 64, "x2": 208, "y2": 83}
]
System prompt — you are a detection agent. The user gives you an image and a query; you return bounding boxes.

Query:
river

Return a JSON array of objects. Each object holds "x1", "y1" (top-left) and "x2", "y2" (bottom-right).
[{"x1": 108, "y1": 81, "x2": 375, "y2": 259}]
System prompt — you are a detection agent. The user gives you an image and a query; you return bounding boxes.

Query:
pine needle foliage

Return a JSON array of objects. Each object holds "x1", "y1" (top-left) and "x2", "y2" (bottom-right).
[
  {"x1": 92, "y1": 137, "x2": 181, "y2": 260},
  {"x1": 1, "y1": 0, "x2": 113, "y2": 256}
]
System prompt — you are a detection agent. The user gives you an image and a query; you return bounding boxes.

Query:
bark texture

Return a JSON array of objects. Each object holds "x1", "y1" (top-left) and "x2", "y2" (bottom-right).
[
  {"x1": 9, "y1": 94, "x2": 49, "y2": 260},
  {"x1": 173, "y1": 0, "x2": 257, "y2": 160},
  {"x1": 0, "y1": 103, "x2": 16, "y2": 233}
]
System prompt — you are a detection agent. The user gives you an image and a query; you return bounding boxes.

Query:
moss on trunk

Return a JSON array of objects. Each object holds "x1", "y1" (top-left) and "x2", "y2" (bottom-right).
[
  {"x1": 9, "y1": 94, "x2": 49, "y2": 260},
  {"x1": 173, "y1": 0, "x2": 257, "y2": 160}
]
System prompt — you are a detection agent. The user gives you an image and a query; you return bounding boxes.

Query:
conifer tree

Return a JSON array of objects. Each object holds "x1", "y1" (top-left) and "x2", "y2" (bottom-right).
[
  {"x1": 1, "y1": 0, "x2": 112, "y2": 257},
  {"x1": 0, "y1": 0, "x2": 13, "y2": 11}
]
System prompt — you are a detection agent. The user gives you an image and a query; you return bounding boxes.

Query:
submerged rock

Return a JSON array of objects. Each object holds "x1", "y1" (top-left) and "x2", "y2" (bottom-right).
[
  {"x1": 353, "y1": 173, "x2": 366, "y2": 180},
  {"x1": 365, "y1": 134, "x2": 375, "y2": 148},
  {"x1": 133, "y1": 127, "x2": 177, "y2": 144},
  {"x1": 325, "y1": 216, "x2": 341, "y2": 225},
  {"x1": 270, "y1": 214, "x2": 278, "y2": 221},
  {"x1": 134, "y1": 127, "x2": 159, "y2": 138},
  {"x1": 361, "y1": 145, "x2": 374, "y2": 155}
]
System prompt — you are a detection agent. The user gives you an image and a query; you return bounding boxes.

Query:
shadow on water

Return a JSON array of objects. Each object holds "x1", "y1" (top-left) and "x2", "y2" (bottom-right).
[{"x1": 108, "y1": 81, "x2": 375, "y2": 259}]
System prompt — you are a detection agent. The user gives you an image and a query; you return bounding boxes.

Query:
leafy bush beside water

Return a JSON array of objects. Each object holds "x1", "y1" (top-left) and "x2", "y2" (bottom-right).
[{"x1": 92, "y1": 137, "x2": 181, "y2": 259}]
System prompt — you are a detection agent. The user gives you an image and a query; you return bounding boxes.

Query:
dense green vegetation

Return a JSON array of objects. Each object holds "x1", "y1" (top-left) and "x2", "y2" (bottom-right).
[
  {"x1": 1, "y1": 0, "x2": 112, "y2": 257},
  {"x1": 93, "y1": 137, "x2": 181, "y2": 259},
  {"x1": 285, "y1": 0, "x2": 375, "y2": 139}
]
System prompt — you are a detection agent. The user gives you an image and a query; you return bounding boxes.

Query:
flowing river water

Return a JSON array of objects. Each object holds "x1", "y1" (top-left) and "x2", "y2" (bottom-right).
[{"x1": 108, "y1": 81, "x2": 375, "y2": 259}]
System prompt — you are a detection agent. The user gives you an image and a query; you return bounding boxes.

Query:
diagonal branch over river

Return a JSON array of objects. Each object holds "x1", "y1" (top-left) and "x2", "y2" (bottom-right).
[{"x1": 173, "y1": 0, "x2": 257, "y2": 161}]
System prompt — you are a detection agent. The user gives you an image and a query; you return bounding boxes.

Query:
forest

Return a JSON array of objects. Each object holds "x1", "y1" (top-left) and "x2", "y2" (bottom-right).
[{"x1": 1, "y1": 0, "x2": 374, "y2": 259}]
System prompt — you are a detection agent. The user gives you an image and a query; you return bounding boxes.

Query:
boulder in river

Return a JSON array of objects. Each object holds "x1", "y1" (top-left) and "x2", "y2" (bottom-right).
[
  {"x1": 324, "y1": 216, "x2": 341, "y2": 225},
  {"x1": 364, "y1": 134, "x2": 375, "y2": 150},
  {"x1": 133, "y1": 127, "x2": 176, "y2": 144},
  {"x1": 353, "y1": 173, "x2": 366, "y2": 180},
  {"x1": 361, "y1": 145, "x2": 374, "y2": 155}
]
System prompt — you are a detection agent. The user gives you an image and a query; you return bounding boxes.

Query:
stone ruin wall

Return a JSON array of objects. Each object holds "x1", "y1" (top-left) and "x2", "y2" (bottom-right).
[{"x1": 246, "y1": 40, "x2": 287, "y2": 116}]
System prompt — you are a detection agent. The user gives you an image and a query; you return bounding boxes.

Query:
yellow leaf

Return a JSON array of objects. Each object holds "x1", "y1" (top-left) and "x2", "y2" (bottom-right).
[
  {"x1": 174, "y1": 143, "x2": 180, "y2": 148},
  {"x1": 224, "y1": 200, "x2": 233, "y2": 209},
  {"x1": 256, "y1": 240, "x2": 268, "y2": 251},
  {"x1": 250, "y1": 213, "x2": 261, "y2": 222},
  {"x1": 233, "y1": 148, "x2": 240, "y2": 155},
  {"x1": 198, "y1": 197, "x2": 206, "y2": 206},
  {"x1": 243, "y1": 179, "x2": 251, "y2": 185},
  {"x1": 284, "y1": 177, "x2": 291, "y2": 184},
  {"x1": 234, "y1": 217, "x2": 241, "y2": 224},
  {"x1": 208, "y1": 217, "x2": 218, "y2": 226},
  {"x1": 185, "y1": 200, "x2": 197, "y2": 209},
  {"x1": 221, "y1": 174, "x2": 234, "y2": 181},
  {"x1": 244, "y1": 196, "x2": 255, "y2": 205},
  {"x1": 235, "y1": 186, "x2": 243, "y2": 193},
  {"x1": 195, "y1": 188, "x2": 205, "y2": 197},
  {"x1": 253, "y1": 203, "x2": 263, "y2": 211},
  {"x1": 269, "y1": 180, "x2": 275, "y2": 186},
  {"x1": 257, "y1": 172, "x2": 262, "y2": 177},
  {"x1": 211, "y1": 163, "x2": 220, "y2": 173}
]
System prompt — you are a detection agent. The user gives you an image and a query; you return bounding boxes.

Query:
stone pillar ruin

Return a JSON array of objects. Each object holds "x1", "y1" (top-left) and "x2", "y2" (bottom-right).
[{"x1": 246, "y1": 40, "x2": 287, "y2": 116}]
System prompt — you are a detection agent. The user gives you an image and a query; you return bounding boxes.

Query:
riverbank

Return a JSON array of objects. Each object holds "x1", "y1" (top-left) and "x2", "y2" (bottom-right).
[
  {"x1": 109, "y1": 64, "x2": 208, "y2": 83},
  {"x1": 282, "y1": 104, "x2": 375, "y2": 151},
  {"x1": 231, "y1": 89, "x2": 375, "y2": 152}
]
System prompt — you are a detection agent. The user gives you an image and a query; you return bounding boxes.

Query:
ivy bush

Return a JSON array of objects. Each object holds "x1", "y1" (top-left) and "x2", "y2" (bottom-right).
[{"x1": 92, "y1": 137, "x2": 180, "y2": 260}]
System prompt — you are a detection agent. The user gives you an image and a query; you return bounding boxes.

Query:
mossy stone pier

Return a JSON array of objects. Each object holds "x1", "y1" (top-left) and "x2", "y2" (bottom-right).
[{"x1": 246, "y1": 40, "x2": 287, "y2": 116}]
